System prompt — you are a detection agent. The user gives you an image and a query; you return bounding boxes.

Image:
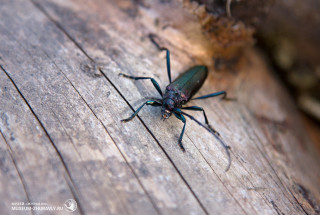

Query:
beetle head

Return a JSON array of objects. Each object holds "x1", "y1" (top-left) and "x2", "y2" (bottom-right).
[{"x1": 161, "y1": 98, "x2": 175, "y2": 120}]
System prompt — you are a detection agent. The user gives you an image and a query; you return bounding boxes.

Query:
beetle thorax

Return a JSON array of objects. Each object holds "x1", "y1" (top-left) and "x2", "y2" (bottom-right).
[
  {"x1": 164, "y1": 87, "x2": 187, "y2": 106},
  {"x1": 161, "y1": 87, "x2": 185, "y2": 119},
  {"x1": 161, "y1": 88, "x2": 177, "y2": 119}
]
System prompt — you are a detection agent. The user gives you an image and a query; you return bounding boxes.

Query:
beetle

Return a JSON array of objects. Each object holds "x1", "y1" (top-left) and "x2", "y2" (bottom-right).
[{"x1": 120, "y1": 40, "x2": 231, "y2": 171}]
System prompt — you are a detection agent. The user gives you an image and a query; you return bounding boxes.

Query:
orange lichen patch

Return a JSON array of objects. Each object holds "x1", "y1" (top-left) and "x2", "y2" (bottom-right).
[{"x1": 183, "y1": 1, "x2": 255, "y2": 70}]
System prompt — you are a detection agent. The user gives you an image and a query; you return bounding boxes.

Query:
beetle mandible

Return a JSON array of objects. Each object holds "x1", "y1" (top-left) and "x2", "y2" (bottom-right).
[{"x1": 120, "y1": 37, "x2": 231, "y2": 171}]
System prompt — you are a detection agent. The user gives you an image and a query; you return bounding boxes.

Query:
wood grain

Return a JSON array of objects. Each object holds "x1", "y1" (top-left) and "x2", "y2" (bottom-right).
[{"x1": 0, "y1": 0, "x2": 319, "y2": 214}]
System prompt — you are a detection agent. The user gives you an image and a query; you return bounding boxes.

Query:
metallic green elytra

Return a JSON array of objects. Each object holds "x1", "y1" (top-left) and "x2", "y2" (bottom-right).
[
  {"x1": 120, "y1": 42, "x2": 231, "y2": 171},
  {"x1": 161, "y1": 66, "x2": 208, "y2": 119},
  {"x1": 169, "y1": 66, "x2": 208, "y2": 96},
  {"x1": 166, "y1": 65, "x2": 208, "y2": 103}
]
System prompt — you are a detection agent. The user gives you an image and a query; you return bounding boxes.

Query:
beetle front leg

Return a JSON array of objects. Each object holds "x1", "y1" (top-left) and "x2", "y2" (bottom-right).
[
  {"x1": 121, "y1": 100, "x2": 161, "y2": 122},
  {"x1": 181, "y1": 106, "x2": 220, "y2": 136},
  {"x1": 173, "y1": 111, "x2": 186, "y2": 152}
]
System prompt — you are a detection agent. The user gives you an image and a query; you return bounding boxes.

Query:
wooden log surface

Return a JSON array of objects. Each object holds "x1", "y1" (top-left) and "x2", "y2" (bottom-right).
[{"x1": 0, "y1": 0, "x2": 319, "y2": 214}]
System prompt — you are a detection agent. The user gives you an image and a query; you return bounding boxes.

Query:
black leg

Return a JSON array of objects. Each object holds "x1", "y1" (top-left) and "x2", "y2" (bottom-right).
[
  {"x1": 119, "y1": 73, "x2": 163, "y2": 97},
  {"x1": 181, "y1": 106, "x2": 220, "y2": 136},
  {"x1": 173, "y1": 111, "x2": 186, "y2": 151},
  {"x1": 121, "y1": 100, "x2": 161, "y2": 122},
  {"x1": 192, "y1": 91, "x2": 226, "y2": 100}
]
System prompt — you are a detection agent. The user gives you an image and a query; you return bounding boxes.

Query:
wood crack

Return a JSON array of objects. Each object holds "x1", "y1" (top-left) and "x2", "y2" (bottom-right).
[
  {"x1": 8, "y1": 0, "x2": 317, "y2": 214},
  {"x1": 0, "y1": 64, "x2": 83, "y2": 215},
  {"x1": 63, "y1": 174, "x2": 85, "y2": 215},
  {"x1": 47, "y1": 57, "x2": 150, "y2": 215},
  {"x1": 0, "y1": 129, "x2": 34, "y2": 215},
  {"x1": 30, "y1": 2, "x2": 210, "y2": 214},
  {"x1": 242, "y1": 111, "x2": 309, "y2": 215},
  {"x1": 49, "y1": 107, "x2": 118, "y2": 215},
  {"x1": 30, "y1": 0, "x2": 94, "y2": 62},
  {"x1": 102, "y1": 61, "x2": 209, "y2": 215}
]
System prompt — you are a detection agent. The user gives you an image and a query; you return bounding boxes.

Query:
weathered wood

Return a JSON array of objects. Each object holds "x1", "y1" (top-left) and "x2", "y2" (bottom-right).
[
  {"x1": 0, "y1": 68, "x2": 79, "y2": 215},
  {"x1": 0, "y1": 0, "x2": 319, "y2": 215},
  {"x1": 0, "y1": 1, "x2": 206, "y2": 214}
]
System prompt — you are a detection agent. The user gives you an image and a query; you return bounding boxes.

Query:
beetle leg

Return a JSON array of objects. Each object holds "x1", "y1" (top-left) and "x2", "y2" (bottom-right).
[
  {"x1": 173, "y1": 111, "x2": 186, "y2": 152},
  {"x1": 121, "y1": 100, "x2": 161, "y2": 122},
  {"x1": 181, "y1": 106, "x2": 220, "y2": 136},
  {"x1": 180, "y1": 110, "x2": 231, "y2": 171},
  {"x1": 119, "y1": 73, "x2": 163, "y2": 97},
  {"x1": 192, "y1": 91, "x2": 227, "y2": 100}
]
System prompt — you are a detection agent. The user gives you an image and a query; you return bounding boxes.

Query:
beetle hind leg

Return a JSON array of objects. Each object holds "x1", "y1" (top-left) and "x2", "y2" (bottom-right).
[{"x1": 192, "y1": 91, "x2": 227, "y2": 100}]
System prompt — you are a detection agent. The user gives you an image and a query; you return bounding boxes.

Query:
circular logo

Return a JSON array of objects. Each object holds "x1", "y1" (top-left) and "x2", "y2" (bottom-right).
[{"x1": 64, "y1": 199, "x2": 77, "y2": 212}]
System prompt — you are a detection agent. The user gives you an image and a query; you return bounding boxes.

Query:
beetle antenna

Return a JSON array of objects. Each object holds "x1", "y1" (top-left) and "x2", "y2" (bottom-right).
[
  {"x1": 180, "y1": 111, "x2": 231, "y2": 171},
  {"x1": 148, "y1": 34, "x2": 172, "y2": 83},
  {"x1": 148, "y1": 33, "x2": 164, "y2": 51}
]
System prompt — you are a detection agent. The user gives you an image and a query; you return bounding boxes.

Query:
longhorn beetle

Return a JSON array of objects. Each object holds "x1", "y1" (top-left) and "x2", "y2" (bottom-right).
[{"x1": 120, "y1": 36, "x2": 232, "y2": 171}]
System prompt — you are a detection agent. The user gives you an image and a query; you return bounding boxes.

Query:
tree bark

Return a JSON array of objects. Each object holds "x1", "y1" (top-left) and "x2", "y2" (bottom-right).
[{"x1": 0, "y1": 0, "x2": 319, "y2": 214}]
